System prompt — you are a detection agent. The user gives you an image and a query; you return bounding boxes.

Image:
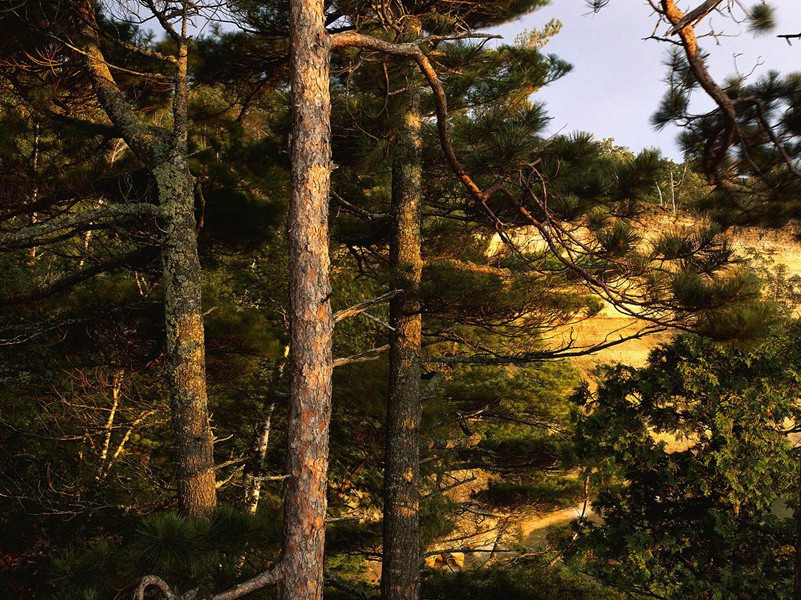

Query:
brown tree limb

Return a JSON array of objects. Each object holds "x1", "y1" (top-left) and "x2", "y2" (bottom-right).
[
  {"x1": 666, "y1": 0, "x2": 726, "y2": 35},
  {"x1": 130, "y1": 565, "x2": 282, "y2": 600},
  {"x1": 333, "y1": 290, "x2": 402, "y2": 324},
  {"x1": 76, "y1": 0, "x2": 170, "y2": 165},
  {"x1": 661, "y1": 0, "x2": 737, "y2": 174},
  {"x1": 423, "y1": 433, "x2": 482, "y2": 451},
  {"x1": 426, "y1": 325, "x2": 667, "y2": 364},
  {"x1": 334, "y1": 344, "x2": 390, "y2": 368}
]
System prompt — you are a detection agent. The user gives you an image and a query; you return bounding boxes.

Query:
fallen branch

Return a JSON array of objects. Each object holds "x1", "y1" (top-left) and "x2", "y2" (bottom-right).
[{"x1": 129, "y1": 565, "x2": 282, "y2": 600}]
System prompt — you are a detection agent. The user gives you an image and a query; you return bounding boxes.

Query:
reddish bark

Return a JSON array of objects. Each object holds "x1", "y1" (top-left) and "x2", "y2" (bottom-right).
[{"x1": 279, "y1": 0, "x2": 335, "y2": 596}]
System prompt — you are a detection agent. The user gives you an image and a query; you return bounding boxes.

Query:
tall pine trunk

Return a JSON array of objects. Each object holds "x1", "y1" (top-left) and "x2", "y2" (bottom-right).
[
  {"x1": 158, "y1": 38, "x2": 217, "y2": 517},
  {"x1": 280, "y1": 0, "x2": 334, "y2": 597},
  {"x1": 381, "y1": 84, "x2": 423, "y2": 600}
]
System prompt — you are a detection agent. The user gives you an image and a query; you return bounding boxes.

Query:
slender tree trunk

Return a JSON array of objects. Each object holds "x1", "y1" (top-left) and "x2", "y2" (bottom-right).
[
  {"x1": 243, "y1": 402, "x2": 276, "y2": 515},
  {"x1": 279, "y1": 1, "x2": 334, "y2": 598},
  {"x1": 156, "y1": 34, "x2": 217, "y2": 517},
  {"x1": 157, "y1": 157, "x2": 217, "y2": 518},
  {"x1": 77, "y1": 1, "x2": 217, "y2": 517},
  {"x1": 29, "y1": 122, "x2": 39, "y2": 262},
  {"x1": 795, "y1": 453, "x2": 801, "y2": 600},
  {"x1": 96, "y1": 370, "x2": 123, "y2": 479},
  {"x1": 382, "y1": 84, "x2": 423, "y2": 600}
]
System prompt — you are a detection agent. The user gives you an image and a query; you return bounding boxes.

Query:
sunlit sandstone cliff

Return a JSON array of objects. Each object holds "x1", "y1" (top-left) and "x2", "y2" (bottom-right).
[
  {"x1": 416, "y1": 217, "x2": 801, "y2": 571},
  {"x1": 487, "y1": 213, "x2": 801, "y2": 371}
]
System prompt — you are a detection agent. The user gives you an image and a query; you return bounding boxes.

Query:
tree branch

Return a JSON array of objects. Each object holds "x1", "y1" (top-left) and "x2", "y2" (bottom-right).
[
  {"x1": 1, "y1": 247, "x2": 158, "y2": 306},
  {"x1": 333, "y1": 290, "x2": 402, "y2": 324},
  {"x1": 423, "y1": 433, "x2": 482, "y2": 451},
  {"x1": 666, "y1": 0, "x2": 725, "y2": 35},
  {"x1": 129, "y1": 564, "x2": 282, "y2": 600},
  {"x1": 334, "y1": 344, "x2": 390, "y2": 368},
  {"x1": 0, "y1": 203, "x2": 162, "y2": 249},
  {"x1": 76, "y1": 0, "x2": 170, "y2": 165}
]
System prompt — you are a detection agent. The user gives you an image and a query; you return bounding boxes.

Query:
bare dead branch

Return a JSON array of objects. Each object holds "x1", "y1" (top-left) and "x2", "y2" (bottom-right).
[
  {"x1": 333, "y1": 289, "x2": 402, "y2": 323},
  {"x1": 334, "y1": 344, "x2": 391, "y2": 368}
]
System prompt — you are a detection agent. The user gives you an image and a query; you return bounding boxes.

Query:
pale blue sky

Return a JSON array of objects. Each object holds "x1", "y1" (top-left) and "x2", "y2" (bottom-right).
[{"x1": 490, "y1": 1, "x2": 801, "y2": 160}]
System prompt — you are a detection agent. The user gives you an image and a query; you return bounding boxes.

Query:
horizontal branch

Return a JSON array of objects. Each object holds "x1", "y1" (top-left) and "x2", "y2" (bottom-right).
[
  {"x1": 1, "y1": 247, "x2": 157, "y2": 307},
  {"x1": 423, "y1": 433, "x2": 482, "y2": 451},
  {"x1": 333, "y1": 344, "x2": 390, "y2": 368},
  {"x1": 133, "y1": 564, "x2": 282, "y2": 600},
  {"x1": 252, "y1": 474, "x2": 290, "y2": 482},
  {"x1": 0, "y1": 204, "x2": 162, "y2": 249},
  {"x1": 333, "y1": 290, "x2": 402, "y2": 324},
  {"x1": 331, "y1": 191, "x2": 388, "y2": 221},
  {"x1": 425, "y1": 325, "x2": 665, "y2": 365},
  {"x1": 422, "y1": 476, "x2": 478, "y2": 499}
]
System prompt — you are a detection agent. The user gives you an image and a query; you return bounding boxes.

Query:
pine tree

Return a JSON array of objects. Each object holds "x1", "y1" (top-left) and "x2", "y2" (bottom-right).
[
  {"x1": 0, "y1": 0, "x2": 219, "y2": 516},
  {"x1": 571, "y1": 327, "x2": 801, "y2": 597}
]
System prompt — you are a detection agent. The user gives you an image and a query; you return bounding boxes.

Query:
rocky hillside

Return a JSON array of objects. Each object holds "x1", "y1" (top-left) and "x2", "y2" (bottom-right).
[
  {"x1": 538, "y1": 214, "x2": 801, "y2": 371},
  {"x1": 410, "y1": 217, "x2": 801, "y2": 576}
]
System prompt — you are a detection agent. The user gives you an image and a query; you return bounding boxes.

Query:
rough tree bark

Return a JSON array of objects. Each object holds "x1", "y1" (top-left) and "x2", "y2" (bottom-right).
[
  {"x1": 132, "y1": 16, "x2": 485, "y2": 600},
  {"x1": 77, "y1": 0, "x2": 217, "y2": 516},
  {"x1": 381, "y1": 82, "x2": 423, "y2": 600},
  {"x1": 796, "y1": 459, "x2": 801, "y2": 600},
  {"x1": 158, "y1": 157, "x2": 217, "y2": 516},
  {"x1": 279, "y1": 0, "x2": 335, "y2": 596}
]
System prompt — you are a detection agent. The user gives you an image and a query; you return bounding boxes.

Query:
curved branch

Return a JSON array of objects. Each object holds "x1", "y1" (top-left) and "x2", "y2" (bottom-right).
[
  {"x1": 76, "y1": 0, "x2": 170, "y2": 165},
  {"x1": 130, "y1": 564, "x2": 281, "y2": 600}
]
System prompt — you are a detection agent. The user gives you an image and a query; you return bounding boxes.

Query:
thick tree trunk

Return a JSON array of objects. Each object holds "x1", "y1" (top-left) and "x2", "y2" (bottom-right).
[
  {"x1": 156, "y1": 158, "x2": 217, "y2": 518},
  {"x1": 279, "y1": 0, "x2": 334, "y2": 598},
  {"x1": 381, "y1": 85, "x2": 423, "y2": 600}
]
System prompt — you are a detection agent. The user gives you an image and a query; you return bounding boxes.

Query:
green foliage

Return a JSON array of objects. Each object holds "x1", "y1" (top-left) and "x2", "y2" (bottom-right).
[
  {"x1": 748, "y1": 3, "x2": 777, "y2": 34},
  {"x1": 422, "y1": 561, "x2": 623, "y2": 599},
  {"x1": 3, "y1": 2, "x2": 793, "y2": 598},
  {"x1": 478, "y1": 474, "x2": 584, "y2": 510},
  {"x1": 46, "y1": 507, "x2": 282, "y2": 600},
  {"x1": 570, "y1": 329, "x2": 801, "y2": 598}
]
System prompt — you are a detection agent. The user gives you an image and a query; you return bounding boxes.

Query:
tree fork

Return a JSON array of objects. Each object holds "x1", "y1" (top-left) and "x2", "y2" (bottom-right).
[{"x1": 76, "y1": 0, "x2": 218, "y2": 516}]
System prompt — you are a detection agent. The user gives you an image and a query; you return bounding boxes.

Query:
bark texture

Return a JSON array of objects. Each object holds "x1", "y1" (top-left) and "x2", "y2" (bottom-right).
[
  {"x1": 77, "y1": 1, "x2": 217, "y2": 516},
  {"x1": 796, "y1": 457, "x2": 801, "y2": 600},
  {"x1": 279, "y1": 0, "x2": 335, "y2": 597},
  {"x1": 381, "y1": 85, "x2": 423, "y2": 600},
  {"x1": 157, "y1": 159, "x2": 217, "y2": 517}
]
